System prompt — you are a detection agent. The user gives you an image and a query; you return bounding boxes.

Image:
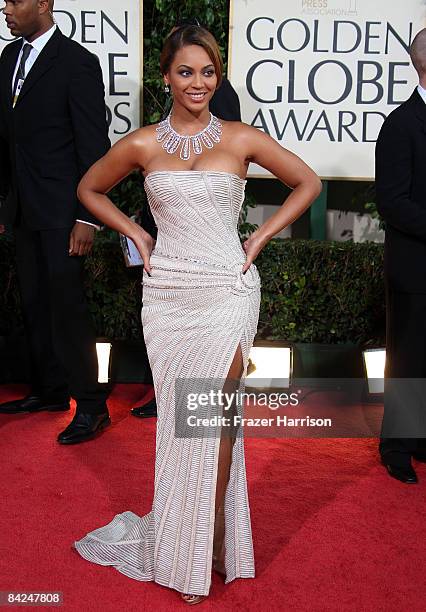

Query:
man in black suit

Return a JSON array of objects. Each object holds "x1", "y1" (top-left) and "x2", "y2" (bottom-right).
[
  {"x1": 375, "y1": 28, "x2": 426, "y2": 483},
  {"x1": 131, "y1": 76, "x2": 242, "y2": 419},
  {"x1": 0, "y1": 0, "x2": 111, "y2": 444}
]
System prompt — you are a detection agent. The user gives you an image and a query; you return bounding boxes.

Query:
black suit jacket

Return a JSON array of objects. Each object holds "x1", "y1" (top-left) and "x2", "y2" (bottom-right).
[
  {"x1": 375, "y1": 89, "x2": 426, "y2": 293},
  {"x1": 0, "y1": 29, "x2": 110, "y2": 229},
  {"x1": 209, "y1": 77, "x2": 241, "y2": 122}
]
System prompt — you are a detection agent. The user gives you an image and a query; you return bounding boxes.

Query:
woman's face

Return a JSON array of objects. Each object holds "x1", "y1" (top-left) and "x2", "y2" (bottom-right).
[{"x1": 165, "y1": 44, "x2": 218, "y2": 113}]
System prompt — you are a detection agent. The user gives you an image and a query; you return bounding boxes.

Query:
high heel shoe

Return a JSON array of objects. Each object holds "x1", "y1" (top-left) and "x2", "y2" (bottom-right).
[{"x1": 181, "y1": 593, "x2": 207, "y2": 605}]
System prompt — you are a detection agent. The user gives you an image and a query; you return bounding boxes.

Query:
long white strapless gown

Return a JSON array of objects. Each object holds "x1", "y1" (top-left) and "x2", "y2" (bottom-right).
[{"x1": 74, "y1": 170, "x2": 261, "y2": 596}]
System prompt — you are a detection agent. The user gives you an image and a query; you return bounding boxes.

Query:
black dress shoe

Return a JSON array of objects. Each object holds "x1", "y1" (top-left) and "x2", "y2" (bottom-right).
[
  {"x1": 130, "y1": 398, "x2": 157, "y2": 418},
  {"x1": 381, "y1": 460, "x2": 418, "y2": 484},
  {"x1": 57, "y1": 411, "x2": 111, "y2": 444},
  {"x1": 0, "y1": 394, "x2": 70, "y2": 414}
]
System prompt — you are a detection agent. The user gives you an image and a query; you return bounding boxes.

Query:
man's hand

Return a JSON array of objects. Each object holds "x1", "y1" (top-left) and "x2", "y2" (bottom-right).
[{"x1": 69, "y1": 222, "x2": 95, "y2": 256}]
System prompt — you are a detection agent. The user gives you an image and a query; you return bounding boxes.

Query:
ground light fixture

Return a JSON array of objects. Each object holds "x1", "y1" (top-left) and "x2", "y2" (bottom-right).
[
  {"x1": 96, "y1": 341, "x2": 112, "y2": 384},
  {"x1": 363, "y1": 348, "x2": 386, "y2": 394},
  {"x1": 246, "y1": 344, "x2": 293, "y2": 389}
]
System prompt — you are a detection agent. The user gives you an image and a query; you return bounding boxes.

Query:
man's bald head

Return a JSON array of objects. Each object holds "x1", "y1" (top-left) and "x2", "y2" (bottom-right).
[{"x1": 410, "y1": 28, "x2": 426, "y2": 79}]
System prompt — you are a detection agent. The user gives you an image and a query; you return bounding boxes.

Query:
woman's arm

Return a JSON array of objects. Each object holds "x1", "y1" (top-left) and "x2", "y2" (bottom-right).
[
  {"x1": 77, "y1": 128, "x2": 154, "y2": 272},
  {"x1": 238, "y1": 125, "x2": 322, "y2": 272}
]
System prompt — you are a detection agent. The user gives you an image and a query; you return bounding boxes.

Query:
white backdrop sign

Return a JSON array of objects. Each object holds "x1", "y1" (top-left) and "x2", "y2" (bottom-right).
[
  {"x1": 0, "y1": 0, "x2": 142, "y2": 143},
  {"x1": 229, "y1": 0, "x2": 426, "y2": 179}
]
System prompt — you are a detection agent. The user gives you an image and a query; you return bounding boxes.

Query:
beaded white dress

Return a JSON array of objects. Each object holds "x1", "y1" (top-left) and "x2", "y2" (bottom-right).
[{"x1": 74, "y1": 170, "x2": 261, "y2": 596}]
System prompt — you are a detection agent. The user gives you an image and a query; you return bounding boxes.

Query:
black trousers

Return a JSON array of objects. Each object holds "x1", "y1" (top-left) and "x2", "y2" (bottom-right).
[
  {"x1": 380, "y1": 289, "x2": 426, "y2": 464},
  {"x1": 14, "y1": 222, "x2": 108, "y2": 414}
]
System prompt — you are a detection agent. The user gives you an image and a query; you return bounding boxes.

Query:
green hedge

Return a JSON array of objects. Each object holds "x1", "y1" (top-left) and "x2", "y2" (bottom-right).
[
  {"x1": 256, "y1": 240, "x2": 384, "y2": 344},
  {"x1": 0, "y1": 237, "x2": 385, "y2": 345}
]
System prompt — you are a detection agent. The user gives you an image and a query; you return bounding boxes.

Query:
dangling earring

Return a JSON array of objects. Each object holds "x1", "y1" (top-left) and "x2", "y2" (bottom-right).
[{"x1": 164, "y1": 84, "x2": 170, "y2": 94}]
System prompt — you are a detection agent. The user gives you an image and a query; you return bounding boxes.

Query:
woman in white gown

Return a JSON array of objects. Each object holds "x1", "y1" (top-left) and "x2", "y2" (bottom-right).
[{"x1": 74, "y1": 24, "x2": 321, "y2": 605}]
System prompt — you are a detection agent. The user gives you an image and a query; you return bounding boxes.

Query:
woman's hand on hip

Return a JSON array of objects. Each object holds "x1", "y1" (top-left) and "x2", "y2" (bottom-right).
[
  {"x1": 129, "y1": 223, "x2": 155, "y2": 274},
  {"x1": 242, "y1": 230, "x2": 267, "y2": 273}
]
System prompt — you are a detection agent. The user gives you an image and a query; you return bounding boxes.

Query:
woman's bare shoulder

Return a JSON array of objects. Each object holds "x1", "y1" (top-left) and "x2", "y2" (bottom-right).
[
  {"x1": 222, "y1": 119, "x2": 262, "y2": 135},
  {"x1": 222, "y1": 120, "x2": 269, "y2": 145},
  {"x1": 111, "y1": 125, "x2": 159, "y2": 161},
  {"x1": 126, "y1": 124, "x2": 158, "y2": 145}
]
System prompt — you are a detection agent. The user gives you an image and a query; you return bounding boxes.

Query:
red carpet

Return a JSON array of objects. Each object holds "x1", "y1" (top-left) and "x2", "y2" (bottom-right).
[{"x1": 1, "y1": 384, "x2": 425, "y2": 611}]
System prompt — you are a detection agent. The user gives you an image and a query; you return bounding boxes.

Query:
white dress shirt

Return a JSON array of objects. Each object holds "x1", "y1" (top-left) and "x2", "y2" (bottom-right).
[
  {"x1": 12, "y1": 24, "x2": 57, "y2": 91},
  {"x1": 417, "y1": 84, "x2": 426, "y2": 105},
  {"x1": 12, "y1": 24, "x2": 99, "y2": 230}
]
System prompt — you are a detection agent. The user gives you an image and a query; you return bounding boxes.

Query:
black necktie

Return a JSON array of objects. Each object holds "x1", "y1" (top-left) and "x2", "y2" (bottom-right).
[{"x1": 12, "y1": 43, "x2": 33, "y2": 105}]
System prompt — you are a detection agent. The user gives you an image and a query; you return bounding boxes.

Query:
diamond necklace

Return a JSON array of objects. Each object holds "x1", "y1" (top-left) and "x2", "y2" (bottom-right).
[{"x1": 155, "y1": 112, "x2": 222, "y2": 161}]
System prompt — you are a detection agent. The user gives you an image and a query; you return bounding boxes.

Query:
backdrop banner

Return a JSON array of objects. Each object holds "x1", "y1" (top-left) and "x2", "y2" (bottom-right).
[
  {"x1": 0, "y1": 0, "x2": 142, "y2": 143},
  {"x1": 229, "y1": 0, "x2": 426, "y2": 179}
]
